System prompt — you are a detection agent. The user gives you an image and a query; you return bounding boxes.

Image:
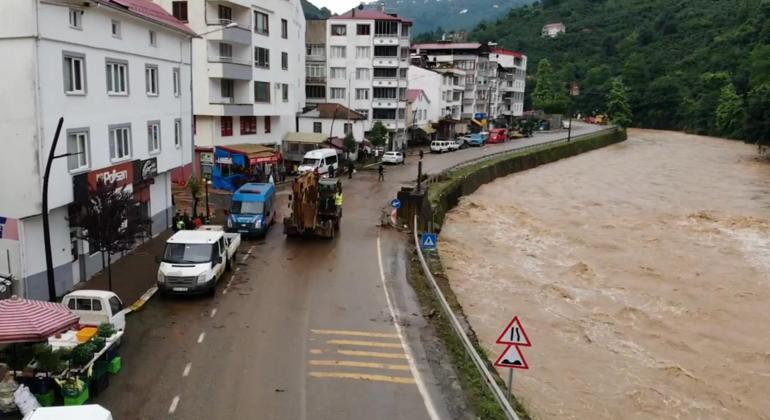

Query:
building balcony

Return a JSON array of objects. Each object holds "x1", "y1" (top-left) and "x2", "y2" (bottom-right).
[
  {"x1": 372, "y1": 119, "x2": 398, "y2": 130},
  {"x1": 208, "y1": 101, "x2": 253, "y2": 116},
  {"x1": 373, "y1": 36, "x2": 399, "y2": 45},
  {"x1": 306, "y1": 75, "x2": 327, "y2": 84},
  {"x1": 206, "y1": 24, "x2": 252, "y2": 45},
  {"x1": 372, "y1": 99, "x2": 406, "y2": 109},
  {"x1": 372, "y1": 78, "x2": 407, "y2": 88},
  {"x1": 208, "y1": 59, "x2": 252, "y2": 80},
  {"x1": 372, "y1": 57, "x2": 400, "y2": 68},
  {"x1": 307, "y1": 54, "x2": 326, "y2": 62}
]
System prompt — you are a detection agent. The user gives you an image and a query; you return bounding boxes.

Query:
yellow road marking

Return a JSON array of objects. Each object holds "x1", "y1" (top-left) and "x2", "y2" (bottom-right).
[
  {"x1": 327, "y1": 339, "x2": 403, "y2": 349},
  {"x1": 309, "y1": 360, "x2": 410, "y2": 371},
  {"x1": 311, "y1": 329, "x2": 400, "y2": 339},
  {"x1": 309, "y1": 349, "x2": 323, "y2": 354},
  {"x1": 309, "y1": 372, "x2": 415, "y2": 384},
  {"x1": 337, "y1": 350, "x2": 407, "y2": 359}
]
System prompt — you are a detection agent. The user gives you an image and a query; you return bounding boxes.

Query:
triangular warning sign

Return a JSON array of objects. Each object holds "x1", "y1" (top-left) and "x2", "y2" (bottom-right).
[
  {"x1": 423, "y1": 236, "x2": 434, "y2": 246},
  {"x1": 494, "y1": 345, "x2": 529, "y2": 370},
  {"x1": 496, "y1": 316, "x2": 531, "y2": 346}
]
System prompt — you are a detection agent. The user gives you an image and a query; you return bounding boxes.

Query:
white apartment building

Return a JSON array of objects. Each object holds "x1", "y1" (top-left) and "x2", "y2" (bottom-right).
[
  {"x1": 490, "y1": 48, "x2": 527, "y2": 119},
  {"x1": 408, "y1": 63, "x2": 468, "y2": 139},
  {"x1": 155, "y1": 0, "x2": 306, "y2": 175},
  {"x1": 325, "y1": 8, "x2": 412, "y2": 149},
  {"x1": 0, "y1": 0, "x2": 193, "y2": 299}
]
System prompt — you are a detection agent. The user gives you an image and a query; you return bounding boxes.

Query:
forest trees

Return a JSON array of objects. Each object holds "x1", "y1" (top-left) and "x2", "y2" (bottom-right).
[
  {"x1": 606, "y1": 78, "x2": 632, "y2": 128},
  {"x1": 715, "y1": 84, "x2": 745, "y2": 139},
  {"x1": 745, "y1": 84, "x2": 770, "y2": 146},
  {"x1": 532, "y1": 59, "x2": 569, "y2": 114}
]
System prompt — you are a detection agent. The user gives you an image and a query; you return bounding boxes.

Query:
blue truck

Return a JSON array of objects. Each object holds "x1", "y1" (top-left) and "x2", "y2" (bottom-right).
[{"x1": 226, "y1": 183, "x2": 276, "y2": 237}]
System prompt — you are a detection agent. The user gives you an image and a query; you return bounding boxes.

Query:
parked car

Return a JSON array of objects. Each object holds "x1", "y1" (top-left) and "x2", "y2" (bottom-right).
[
  {"x1": 430, "y1": 140, "x2": 452, "y2": 153},
  {"x1": 448, "y1": 138, "x2": 464, "y2": 151},
  {"x1": 62, "y1": 290, "x2": 126, "y2": 332},
  {"x1": 381, "y1": 151, "x2": 405, "y2": 164},
  {"x1": 508, "y1": 130, "x2": 525, "y2": 140},
  {"x1": 466, "y1": 133, "x2": 487, "y2": 147},
  {"x1": 488, "y1": 128, "x2": 508, "y2": 144}
]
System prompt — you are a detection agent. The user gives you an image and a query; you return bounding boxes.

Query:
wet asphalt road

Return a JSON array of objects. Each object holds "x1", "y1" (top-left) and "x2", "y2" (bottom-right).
[{"x1": 94, "y1": 124, "x2": 603, "y2": 420}]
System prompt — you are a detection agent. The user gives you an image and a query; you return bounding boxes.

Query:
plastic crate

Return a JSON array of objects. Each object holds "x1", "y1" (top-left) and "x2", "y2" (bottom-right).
[
  {"x1": 108, "y1": 356, "x2": 122, "y2": 374},
  {"x1": 77, "y1": 327, "x2": 98, "y2": 343},
  {"x1": 63, "y1": 387, "x2": 89, "y2": 406}
]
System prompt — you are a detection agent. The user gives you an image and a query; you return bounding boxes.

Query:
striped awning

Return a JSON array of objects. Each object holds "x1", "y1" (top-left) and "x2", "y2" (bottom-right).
[{"x1": 0, "y1": 296, "x2": 80, "y2": 344}]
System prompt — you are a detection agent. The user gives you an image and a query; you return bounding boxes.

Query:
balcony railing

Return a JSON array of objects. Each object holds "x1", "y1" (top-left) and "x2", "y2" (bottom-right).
[{"x1": 306, "y1": 76, "x2": 327, "y2": 83}]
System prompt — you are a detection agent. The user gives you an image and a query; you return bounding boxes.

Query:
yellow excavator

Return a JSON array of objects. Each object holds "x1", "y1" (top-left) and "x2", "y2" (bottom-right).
[{"x1": 284, "y1": 171, "x2": 341, "y2": 239}]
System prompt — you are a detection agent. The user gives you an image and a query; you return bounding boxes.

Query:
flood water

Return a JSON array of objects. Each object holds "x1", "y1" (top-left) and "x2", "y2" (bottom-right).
[{"x1": 439, "y1": 129, "x2": 770, "y2": 419}]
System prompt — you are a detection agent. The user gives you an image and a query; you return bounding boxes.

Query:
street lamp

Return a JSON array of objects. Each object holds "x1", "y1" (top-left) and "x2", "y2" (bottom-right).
[
  {"x1": 567, "y1": 82, "x2": 580, "y2": 142},
  {"x1": 205, "y1": 178, "x2": 211, "y2": 221}
]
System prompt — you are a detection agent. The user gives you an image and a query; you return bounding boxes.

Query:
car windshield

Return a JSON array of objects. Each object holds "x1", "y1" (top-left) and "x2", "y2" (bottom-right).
[
  {"x1": 163, "y1": 243, "x2": 213, "y2": 264},
  {"x1": 231, "y1": 200, "x2": 264, "y2": 215},
  {"x1": 302, "y1": 158, "x2": 320, "y2": 167}
]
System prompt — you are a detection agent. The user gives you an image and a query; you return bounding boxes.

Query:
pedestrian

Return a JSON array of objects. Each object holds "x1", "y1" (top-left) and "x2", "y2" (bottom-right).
[
  {"x1": 419, "y1": 149, "x2": 424, "y2": 160},
  {"x1": 269, "y1": 172, "x2": 275, "y2": 185},
  {"x1": 378, "y1": 163, "x2": 385, "y2": 183},
  {"x1": 347, "y1": 161, "x2": 354, "y2": 179},
  {"x1": 328, "y1": 164, "x2": 335, "y2": 178},
  {"x1": 182, "y1": 212, "x2": 191, "y2": 230},
  {"x1": 194, "y1": 214, "x2": 203, "y2": 229},
  {"x1": 172, "y1": 211, "x2": 181, "y2": 232}
]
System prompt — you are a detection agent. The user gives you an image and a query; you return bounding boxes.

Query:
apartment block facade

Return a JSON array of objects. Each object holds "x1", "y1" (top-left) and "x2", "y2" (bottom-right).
[{"x1": 0, "y1": 0, "x2": 193, "y2": 299}]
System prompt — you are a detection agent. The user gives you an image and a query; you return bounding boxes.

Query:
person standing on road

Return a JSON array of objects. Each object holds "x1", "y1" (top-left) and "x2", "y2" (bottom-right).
[
  {"x1": 419, "y1": 149, "x2": 424, "y2": 160},
  {"x1": 378, "y1": 164, "x2": 385, "y2": 182},
  {"x1": 328, "y1": 164, "x2": 336, "y2": 178},
  {"x1": 347, "y1": 161, "x2": 355, "y2": 179}
]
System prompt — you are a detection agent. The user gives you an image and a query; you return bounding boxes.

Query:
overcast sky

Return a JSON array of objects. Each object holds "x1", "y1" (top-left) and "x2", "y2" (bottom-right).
[{"x1": 311, "y1": 0, "x2": 363, "y2": 14}]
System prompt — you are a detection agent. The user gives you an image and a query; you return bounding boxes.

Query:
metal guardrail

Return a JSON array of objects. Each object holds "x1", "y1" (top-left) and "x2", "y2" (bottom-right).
[
  {"x1": 412, "y1": 215, "x2": 520, "y2": 420},
  {"x1": 425, "y1": 127, "x2": 617, "y2": 186}
]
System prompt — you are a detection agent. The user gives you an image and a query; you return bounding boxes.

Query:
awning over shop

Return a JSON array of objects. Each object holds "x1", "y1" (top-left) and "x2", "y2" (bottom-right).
[
  {"x1": 216, "y1": 143, "x2": 282, "y2": 165},
  {"x1": 419, "y1": 124, "x2": 437, "y2": 134},
  {"x1": 282, "y1": 132, "x2": 328, "y2": 144}
]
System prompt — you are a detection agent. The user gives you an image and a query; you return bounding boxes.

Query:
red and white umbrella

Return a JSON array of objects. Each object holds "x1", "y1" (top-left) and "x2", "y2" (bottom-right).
[{"x1": 0, "y1": 296, "x2": 79, "y2": 344}]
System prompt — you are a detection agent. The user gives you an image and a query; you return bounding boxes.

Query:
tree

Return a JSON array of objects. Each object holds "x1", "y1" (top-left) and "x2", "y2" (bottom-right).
[
  {"x1": 369, "y1": 121, "x2": 389, "y2": 148},
  {"x1": 188, "y1": 176, "x2": 201, "y2": 216},
  {"x1": 749, "y1": 44, "x2": 770, "y2": 87},
  {"x1": 343, "y1": 132, "x2": 357, "y2": 161},
  {"x1": 71, "y1": 180, "x2": 151, "y2": 291},
  {"x1": 683, "y1": 72, "x2": 731, "y2": 134},
  {"x1": 715, "y1": 83, "x2": 745, "y2": 139},
  {"x1": 532, "y1": 59, "x2": 569, "y2": 114},
  {"x1": 745, "y1": 83, "x2": 770, "y2": 146},
  {"x1": 606, "y1": 78, "x2": 632, "y2": 128}
]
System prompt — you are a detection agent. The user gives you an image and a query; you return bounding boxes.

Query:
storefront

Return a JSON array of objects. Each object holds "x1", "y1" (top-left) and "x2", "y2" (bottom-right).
[{"x1": 212, "y1": 144, "x2": 282, "y2": 192}]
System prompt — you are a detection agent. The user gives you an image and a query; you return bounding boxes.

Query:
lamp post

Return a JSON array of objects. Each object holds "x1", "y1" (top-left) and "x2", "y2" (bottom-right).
[
  {"x1": 567, "y1": 81, "x2": 580, "y2": 142},
  {"x1": 205, "y1": 178, "x2": 211, "y2": 222}
]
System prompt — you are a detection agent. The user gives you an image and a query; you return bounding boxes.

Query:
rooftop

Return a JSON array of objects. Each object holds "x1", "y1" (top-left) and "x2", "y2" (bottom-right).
[
  {"x1": 492, "y1": 48, "x2": 524, "y2": 58},
  {"x1": 406, "y1": 89, "x2": 428, "y2": 103},
  {"x1": 412, "y1": 42, "x2": 484, "y2": 51},
  {"x1": 102, "y1": 0, "x2": 195, "y2": 36},
  {"x1": 299, "y1": 104, "x2": 366, "y2": 120},
  {"x1": 332, "y1": 8, "x2": 412, "y2": 24}
]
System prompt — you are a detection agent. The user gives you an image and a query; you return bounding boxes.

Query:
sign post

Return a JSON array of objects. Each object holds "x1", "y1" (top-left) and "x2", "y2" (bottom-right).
[{"x1": 494, "y1": 316, "x2": 532, "y2": 396}]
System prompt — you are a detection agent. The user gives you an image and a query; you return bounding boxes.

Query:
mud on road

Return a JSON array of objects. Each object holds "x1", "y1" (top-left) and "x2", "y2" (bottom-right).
[{"x1": 439, "y1": 129, "x2": 770, "y2": 420}]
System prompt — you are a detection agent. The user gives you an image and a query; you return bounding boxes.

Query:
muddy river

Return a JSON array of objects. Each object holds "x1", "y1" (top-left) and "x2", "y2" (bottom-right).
[{"x1": 439, "y1": 129, "x2": 770, "y2": 419}]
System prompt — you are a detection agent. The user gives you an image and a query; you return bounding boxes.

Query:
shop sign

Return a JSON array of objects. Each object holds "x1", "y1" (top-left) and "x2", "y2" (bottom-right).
[
  {"x1": 216, "y1": 157, "x2": 233, "y2": 165},
  {"x1": 200, "y1": 152, "x2": 214, "y2": 165},
  {"x1": 137, "y1": 158, "x2": 158, "y2": 181},
  {"x1": 87, "y1": 161, "x2": 134, "y2": 190}
]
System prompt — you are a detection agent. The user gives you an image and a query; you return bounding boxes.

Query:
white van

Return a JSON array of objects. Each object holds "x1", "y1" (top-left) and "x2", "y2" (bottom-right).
[
  {"x1": 430, "y1": 140, "x2": 451, "y2": 153},
  {"x1": 298, "y1": 148, "x2": 339, "y2": 176},
  {"x1": 62, "y1": 290, "x2": 126, "y2": 332},
  {"x1": 24, "y1": 405, "x2": 112, "y2": 420}
]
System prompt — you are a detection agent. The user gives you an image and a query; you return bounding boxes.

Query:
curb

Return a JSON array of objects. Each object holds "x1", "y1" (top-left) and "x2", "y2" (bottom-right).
[{"x1": 126, "y1": 286, "x2": 158, "y2": 315}]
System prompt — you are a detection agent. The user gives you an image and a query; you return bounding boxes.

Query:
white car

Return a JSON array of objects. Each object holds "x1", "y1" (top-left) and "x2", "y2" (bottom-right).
[
  {"x1": 62, "y1": 290, "x2": 126, "y2": 332},
  {"x1": 430, "y1": 140, "x2": 451, "y2": 153},
  {"x1": 448, "y1": 139, "x2": 464, "y2": 151},
  {"x1": 381, "y1": 151, "x2": 405, "y2": 164}
]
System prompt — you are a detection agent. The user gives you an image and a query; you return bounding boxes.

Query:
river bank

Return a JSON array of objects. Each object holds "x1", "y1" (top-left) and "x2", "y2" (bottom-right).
[{"x1": 439, "y1": 129, "x2": 770, "y2": 419}]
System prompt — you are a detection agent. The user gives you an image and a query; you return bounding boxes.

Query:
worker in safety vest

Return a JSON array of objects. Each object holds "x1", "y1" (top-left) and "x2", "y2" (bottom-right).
[{"x1": 334, "y1": 191, "x2": 344, "y2": 207}]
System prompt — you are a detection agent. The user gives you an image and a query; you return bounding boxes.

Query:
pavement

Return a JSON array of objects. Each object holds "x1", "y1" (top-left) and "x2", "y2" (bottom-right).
[{"x1": 89, "y1": 123, "x2": 604, "y2": 419}]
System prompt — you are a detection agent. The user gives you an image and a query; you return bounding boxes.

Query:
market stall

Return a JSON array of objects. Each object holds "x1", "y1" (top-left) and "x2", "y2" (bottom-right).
[{"x1": 212, "y1": 144, "x2": 283, "y2": 192}]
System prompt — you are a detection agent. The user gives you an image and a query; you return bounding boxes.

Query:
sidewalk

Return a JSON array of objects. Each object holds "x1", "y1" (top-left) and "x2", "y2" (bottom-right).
[{"x1": 74, "y1": 230, "x2": 172, "y2": 308}]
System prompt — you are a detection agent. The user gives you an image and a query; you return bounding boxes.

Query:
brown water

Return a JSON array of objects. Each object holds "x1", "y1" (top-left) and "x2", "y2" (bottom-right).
[{"x1": 439, "y1": 130, "x2": 770, "y2": 420}]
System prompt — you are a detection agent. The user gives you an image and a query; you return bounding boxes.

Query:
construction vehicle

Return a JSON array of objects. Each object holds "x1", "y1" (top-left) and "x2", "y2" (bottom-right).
[{"x1": 284, "y1": 171, "x2": 341, "y2": 239}]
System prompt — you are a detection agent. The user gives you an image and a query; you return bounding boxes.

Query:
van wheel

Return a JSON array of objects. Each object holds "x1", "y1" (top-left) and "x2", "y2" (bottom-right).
[
  {"x1": 226, "y1": 257, "x2": 232, "y2": 272},
  {"x1": 207, "y1": 283, "x2": 216, "y2": 297}
]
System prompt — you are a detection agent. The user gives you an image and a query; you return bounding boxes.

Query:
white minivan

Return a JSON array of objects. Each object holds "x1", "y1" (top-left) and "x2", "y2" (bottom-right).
[
  {"x1": 298, "y1": 148, "x2": 339, "y2": 176},
  {"x1": 430, "y1": 140, "x2": 451, "y2": 153}
]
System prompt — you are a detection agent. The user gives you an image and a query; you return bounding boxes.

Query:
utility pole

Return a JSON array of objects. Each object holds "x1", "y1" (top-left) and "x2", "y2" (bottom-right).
[{"x1": 42, "y1": 117, "x2": 66, "y2": 302}]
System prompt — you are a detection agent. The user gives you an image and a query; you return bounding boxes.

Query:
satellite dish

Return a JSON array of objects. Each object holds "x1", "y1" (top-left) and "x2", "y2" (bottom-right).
[{"x1": 358, "y1": 3, "x2": 364, "y2": 10}]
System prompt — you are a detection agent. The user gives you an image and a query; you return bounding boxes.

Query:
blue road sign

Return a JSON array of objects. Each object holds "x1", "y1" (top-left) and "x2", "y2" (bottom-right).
[
  {"x1": 421, "y1": 233, "x2": 437, "y2": 250},
  {"x1": 390, "y1": 199, "x2": 401, "y2": 209}
]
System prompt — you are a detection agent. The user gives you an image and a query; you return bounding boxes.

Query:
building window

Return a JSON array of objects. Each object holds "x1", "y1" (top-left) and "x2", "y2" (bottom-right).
[
  {"x1": 174, "y1": 118, "x2": 182, "y2": 148},
  {"x1": 254, "y1": 81, "x2": 270, "y2": 102},
  {"x1": 355, "y1": 46, "x2": 370, "y2": 59},
  {"x1": 109, "y1": 125, "x2": 131, "y2": 161},
  {"x1": 218, "y1": 5, "x2": 232, "y2": 23},
  {"x1": 106, "y1": 60, "x2": 127, "y2": 95},
  {"x1": 330, "y1": 46, "x2": 346, "y2": 59},
  {"x1": 401, "y1": 24, "x2": 409, "y2": 37},
  {"x1": 331, "y1": 24, "x2": 346, "y2": 36},
  {"x1": 111, "y1": 20, "x2": 121, "y2": 38},
  {"x1": 355, "y1": 88, "x2": 369, "y2": 100},
  {"x1": 357, "y1": 24, "x2": 370, "y2": 35},
  {"x1": 306, "y1": 44, "x2": 325, "y2": 58},
  {"x1": 147, "y1": 121, "x2": 161, "y2": 154},
  {"x1": 221, "y1": 117, "x2": 233, "y2": 136},
  {"x1": 344, "y1": 123, "x2": 353, "y2": 135},
  {"x1": 172, "y1": 1, "x2": 188, "y2": 22},
  {"x1": 149, "y1": 30, "x2": 157, "y2": 47},
  {"x1": 374, "y1": 68, "x2": 397, "y2": 78},
  {"x1": 374, "y1": 45, "x2": 398, "y2": 57},
  {"x1": 306, "y1": 85, "x2": 325, "y2": 99},
  {"x1": 313, "y1": 122, "x2": 322, "y2": 133},
  {"x1": 330, "y1": 88, "x2": 346, "y2": 99},
  {"x1": 145, "y1": 65, "x2": 158, "y2": 96},
  {"x1": 330, "y1": 67, "x2": 346, "y2": 80},
  {"x1": 264, "y1": 116, "x2": 271, "y2": 133},
  {"x1": 281, "y1": 52, "x2": 288, "y2": 70},
  {"x1": 356, "y1": 109, "x2": 369, "y2": 119},
  {"x1": 63, "y1": 53, "x2": 86, "y2": 95},
  {"x1": 282, "y1": 83, "x2": 289, "y2": 102},
  {"x1": 281, "y1": 19, "x2": 288, "y2": 38},
  {"x1": 220, "y1": 43, "x2": 233, "y2": 61},
  {"x1": 67, "y1": 130, "x2": 89, "y2": 172},
  {"x1": 306, "y1": 64, "x2": 325, "y2": 78},
  {"x1": 355, "y1": 68, "x2": 370, "y2": 80},
  {"x1": 254, "y1": 11, "x2": 269, "y2": 35},
  {"x1": 69, "y1": 9, "x2": 82, "y2": 29},
  {"x1": 221, "y1": 79, "x2": 234, "y2": 100},
  {"x1": 240, "y1": 116, "x2": 257, "y2": 135},
  {"x1": 173, "y1": 68, "x2": 180, "y2": 97},
  {"x1": 254, "y1": 47, "x2": 270, "y2": 68}
]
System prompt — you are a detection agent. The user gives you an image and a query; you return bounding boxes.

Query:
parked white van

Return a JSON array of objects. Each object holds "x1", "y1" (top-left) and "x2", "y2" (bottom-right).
[
  {"x1": 298, "y1": 148, "x2": 339, "y2": 176},
  {"x1": 430, "y1": 140, "x2": 451, "y2": 153}
]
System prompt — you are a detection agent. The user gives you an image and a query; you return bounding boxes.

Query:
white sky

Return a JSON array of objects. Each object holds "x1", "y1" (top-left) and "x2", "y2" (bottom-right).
[{"x1": 310, "y1": 0, "x2": 363, "y2": 15}]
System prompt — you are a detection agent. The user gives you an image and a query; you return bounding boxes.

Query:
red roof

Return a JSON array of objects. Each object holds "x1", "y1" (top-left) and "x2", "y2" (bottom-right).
[
  {"x1": 104, "y1": 0, "x2": 195, "y2": 36},
  {"x1": 492, "y1": 48, "x2": 524, "y2": 58},
  {"x1": 333, "y1": 8, "x2": 412, "y2": 24},
  {"x1": 0, "y1": 297, "x2": 80, "y2": 344},
  {"x1": 406, "y1": 89, "x2": 426, "y2": 103},
  {"x1": 412, "y1": 42, "x2": 483, "y2": 50}
]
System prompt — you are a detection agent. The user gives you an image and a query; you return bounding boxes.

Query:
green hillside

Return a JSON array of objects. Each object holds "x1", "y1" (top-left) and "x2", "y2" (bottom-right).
[
  {"x1": 302, "y1": 0, "x2": 331, "y2": 19},
  {"x1": 465, "y1": 0, "x2": 770, "y2": 141}
]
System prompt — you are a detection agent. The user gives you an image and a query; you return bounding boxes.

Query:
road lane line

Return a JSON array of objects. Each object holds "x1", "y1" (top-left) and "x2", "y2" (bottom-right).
[
  {"x1": 310, "y1": 360, "x2": 410, "y2": 371},
  {"x1": 168, "y1": 396, "x2": 180, "y2": 414},
  {"x1": 309, "y1": 371, "x2": 415, "y2": 384},
  {"x1": 197, "y1": 332, "x2": 205, "y2": 344},
  {"x1": 377, "y1": 235, "x2": 440, "y2": 420},
  {"x1": 338, "y1": 350, "x2": 408, "y2": 359},
  {"x1": 327, "y1": 339, "x2": 403, "y2": 349},
  {"x1": 210, "y1": 308, "x2": 217, "y2": 318},
  {"x1": 311, "y1": 329, "x2": 400, "y2": 339},
  {"x1": 182, "y1": 363, "x2": 191, "y2": 377},
  {"x1": 309, "y1": 349, "x2": 323, "y2": 355}
]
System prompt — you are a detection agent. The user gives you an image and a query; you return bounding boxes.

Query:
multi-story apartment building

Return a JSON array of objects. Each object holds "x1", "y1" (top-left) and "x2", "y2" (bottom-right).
[
  {"x1": 407, "y1": 64, "x2": 466, "y2": 138},
  {"x1": 156, "y1": 0, "x2": 306, "y2": 175},
  {"x1": 325, "y1": 7, "x2": 412, "y2": 149},
  {"x1": 305, "y1": 19, "x2": 327, "y2": 105},
  {"x1": 0, "y1": 0, "x2": 193, "y2": 299},
  {"x1": 490, "y1": 48, "x2": 527, "y2": 119}
]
